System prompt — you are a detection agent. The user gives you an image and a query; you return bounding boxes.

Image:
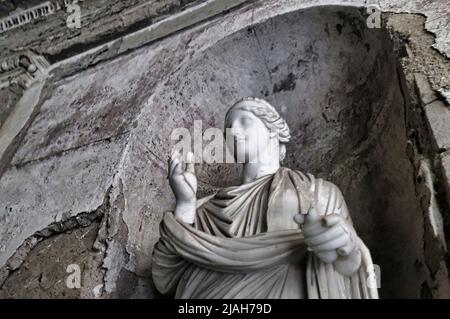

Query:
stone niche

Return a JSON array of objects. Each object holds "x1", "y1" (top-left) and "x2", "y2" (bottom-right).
[
  {"x1": 1, "y1": 4, "x2": 448, "y2": 299},
  {"x1": 141, "y1": 6, "x2": 443, "y2": 298}
]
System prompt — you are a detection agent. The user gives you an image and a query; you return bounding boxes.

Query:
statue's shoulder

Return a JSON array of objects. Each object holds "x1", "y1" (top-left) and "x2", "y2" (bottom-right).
[
  {"x1": 285, "y1": 168, "x2": 349, "y2": 217},
  {"x1": 312, "y1": 177, "x2": 349, "y2": 219},
  {"x1": 281, "y1": 167, "x2": 343, "y2": 193},
  {"x1": 279, "y1": 167, "x2": 314, "y2": 184}
]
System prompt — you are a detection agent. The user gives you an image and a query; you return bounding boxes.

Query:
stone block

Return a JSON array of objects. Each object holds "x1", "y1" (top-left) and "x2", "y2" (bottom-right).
[{"x1": 424, "y1": 100, "x2": 450, "y2": 151}]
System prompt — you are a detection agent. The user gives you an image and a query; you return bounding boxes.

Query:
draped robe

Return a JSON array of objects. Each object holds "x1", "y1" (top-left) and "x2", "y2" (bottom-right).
[{"x1": 152, "y1": 167, "x2": 378, "y2": 299}]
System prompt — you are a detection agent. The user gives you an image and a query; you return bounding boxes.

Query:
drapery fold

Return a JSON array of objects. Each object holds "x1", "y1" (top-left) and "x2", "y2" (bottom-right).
[{"x1": 152, "y1": 168, "x2": 378, "y2": 299}]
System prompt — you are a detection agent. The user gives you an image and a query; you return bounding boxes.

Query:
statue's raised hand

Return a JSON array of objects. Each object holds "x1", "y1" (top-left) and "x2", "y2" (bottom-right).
[
  {"x1": 169, "y1": 151, "x2": 197, "y2": 224},
  {"x1": 294, "y1": 207, "x2": 361, "y2": 275}
]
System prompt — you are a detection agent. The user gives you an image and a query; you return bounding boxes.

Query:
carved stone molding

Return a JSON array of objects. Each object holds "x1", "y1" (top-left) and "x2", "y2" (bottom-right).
[
  {"x1": 0, "y1": 51, "x2": 50, "y2": 89},
  {"x1": 0, "y1": 0, "x2": 78, "y2": 34}
]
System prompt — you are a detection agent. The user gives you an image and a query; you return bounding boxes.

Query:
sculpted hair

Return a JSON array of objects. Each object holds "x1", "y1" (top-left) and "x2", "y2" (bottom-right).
[{"x1": 225, "y1": 97, "x2": 291, "y2": 143}]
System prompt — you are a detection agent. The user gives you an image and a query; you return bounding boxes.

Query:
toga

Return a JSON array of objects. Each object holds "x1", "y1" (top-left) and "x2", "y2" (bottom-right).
[{"x1": 152, "y1": 167, "x2": 378, "y2": 299}]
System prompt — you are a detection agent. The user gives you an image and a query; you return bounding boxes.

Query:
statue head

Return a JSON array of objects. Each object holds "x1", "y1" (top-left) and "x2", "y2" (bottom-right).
[{"x1": 224, "y1": 97, "x2": 291, "y2": 164}]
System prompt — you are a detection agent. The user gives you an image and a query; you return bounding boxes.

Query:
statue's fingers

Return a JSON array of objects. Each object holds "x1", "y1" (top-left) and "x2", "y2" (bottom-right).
[
  {"x1": 310, "y1": 233, "x2": 349, "y2": 252},
  {"x1": 169, "y1": 154, "x2": 179, "y2": 172},
  {"x1": 337, "y1": 241, "x2": 355, "y2": 257},
  {"x1": 175, "y1": 161, "x2": 184, "y2": 174},
  {"x1": 170, "y1": 158, "x2": 183, "y2": 176},
  {"x1": 169, "y1": 158, "x2": 178, "y2": 175},
  {"x1": 293, "y1": 214, "x2": 304, "y2": 225},
  {"x1": 185, "y1": 152, "x2": 195, "y2": 173},
  {"x1": 322, "y1": 214, "x2": 341, "y2": 227},
  {"x1": 302, "y1": 221, "x2": 328, "y2": 238},
  {"x1": 304, "y1": 206, "x2": 321, "y2": 226},
  {"x1": 315, "y1": 251, "x2": 339, "y2": 264},
  {"x1": 168, "y1": 153, "x2": 173, "y2": 169},
  {"x1": 184, "y1": 172, "x2": 197, "y2": 192},
  {"x1": 170, "y1": 149, "x2": 180, "y2": 162},
  {"x1": 305, "y1": 225, "x2": 343, "y2": 246},
  {"x1": 169, "y1": 151, "x2": 181, "y2": 170}
]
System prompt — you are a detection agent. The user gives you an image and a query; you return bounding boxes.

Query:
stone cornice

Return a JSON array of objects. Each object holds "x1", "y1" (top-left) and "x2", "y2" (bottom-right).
[
  {"x1": 0, "y1": 51, "x2": 50, "y2": 89},
  {"x1": 0, "y1": 1, "x2": 80, "y2": 33}
]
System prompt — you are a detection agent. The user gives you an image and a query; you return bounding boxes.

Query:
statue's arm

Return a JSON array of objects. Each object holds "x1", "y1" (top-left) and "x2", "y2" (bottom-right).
[
  {"x1": 296, "y1": 180, "x2": 363, "y2": 276},
  {"x1": 327, "y1": 184, "x2": 363, "y2": 276}
]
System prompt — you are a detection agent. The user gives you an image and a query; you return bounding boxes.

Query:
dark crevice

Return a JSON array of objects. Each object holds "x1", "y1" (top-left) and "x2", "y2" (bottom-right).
[
  {"x1": 393, "y1": 36, "x2": 450, "y2": 292},
  {"x1": 404, "y1": 58, "x2": 450, "y2": 280}
]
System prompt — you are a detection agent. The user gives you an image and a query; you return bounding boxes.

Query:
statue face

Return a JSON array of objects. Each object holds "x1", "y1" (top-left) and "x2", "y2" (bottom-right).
[{"x1": 225, "y1": 109, "x2": 277, "y2": 163}]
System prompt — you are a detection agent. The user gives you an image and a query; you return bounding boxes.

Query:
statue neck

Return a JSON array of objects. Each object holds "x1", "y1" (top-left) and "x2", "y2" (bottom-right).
[{"x1": 241, "y1": 161, "x2": 280, "y2": 184}]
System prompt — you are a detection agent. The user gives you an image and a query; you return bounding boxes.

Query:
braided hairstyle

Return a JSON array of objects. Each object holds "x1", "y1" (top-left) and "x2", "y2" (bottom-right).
[{"x1": 225, "y1": 97, "x2": 291, "y2": 161}]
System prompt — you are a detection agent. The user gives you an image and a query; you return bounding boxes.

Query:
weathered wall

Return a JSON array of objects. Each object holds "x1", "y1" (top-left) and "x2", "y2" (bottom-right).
[
  {"x1": 0, "y1": 0, "x2": 450, "y2": 298},
  {"x1": 0, "y1": 0, "x2": 204, "y2": 60}
]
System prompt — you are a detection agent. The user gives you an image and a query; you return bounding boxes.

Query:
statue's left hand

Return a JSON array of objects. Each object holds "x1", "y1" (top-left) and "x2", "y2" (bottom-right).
[{"x1": 294, "y1": 208, "x2": 360, "y2": 274}]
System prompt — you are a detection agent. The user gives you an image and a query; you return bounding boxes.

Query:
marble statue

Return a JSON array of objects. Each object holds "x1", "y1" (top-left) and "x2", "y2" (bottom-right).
[{"x1": 152, "y1": 97, "x2": 379, "y2": 299}]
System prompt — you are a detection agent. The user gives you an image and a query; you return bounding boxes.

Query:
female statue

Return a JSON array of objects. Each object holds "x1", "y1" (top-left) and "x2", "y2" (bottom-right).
[{"x1": 152, "y1": 97, "x2": 378, "y2": 299}]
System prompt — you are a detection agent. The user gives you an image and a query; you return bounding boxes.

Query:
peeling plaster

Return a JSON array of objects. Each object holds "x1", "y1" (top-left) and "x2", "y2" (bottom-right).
[{"x1": 0, "y1": 0, "x2": 450, "y2": 299}]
